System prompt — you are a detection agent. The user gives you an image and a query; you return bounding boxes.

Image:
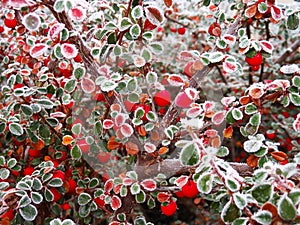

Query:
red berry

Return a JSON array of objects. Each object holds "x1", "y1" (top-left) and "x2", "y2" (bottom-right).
[
  {"x1": 251, "y1": 65, "x2": 260, "y2": 71},
  {"x1": 28, "y1": 148, "x2": 41, "y2": 158},
  {"x1": 161, "y1": 200, "x2": 177, "y2": 216},
  {"x1": 97, "y1": 152, "x2": 111, "y2": 163},
  {"x1": 4, "y1": 18, "x2": 17, "y2": 29},
  {"x1": 23, "y1": 166, "x2": 35, "y2": 176},
  {"x1": 245, "y1": 52, "x2": 263, "y2": 66},
  {"x1": 177, "y1": 27, "x2": 186, "y2": 35},
  {"x1": 53, "y1": 170, "x2": 66, "y2": 182},
  {"x1": 153, "y1": 90, "x2": 171, "y2": 107},
  {"x1": 266, "y1": 131, "x2": 275, "y2": 140},
  {"x1": 94, "y1": 196, "x2": 105, "y2": 208},
  {"x1": 49, "y1": 188, "x2": 62, "y2": 202},
  {"x1": 1, "y1": 209, "x2": 14, "y2": 220},
  {"x1": 67, "y1": 178, "x2": 77, "y2": 194},
  {"x1": 175, "y1": 92, "x2": 193, "y2": 108},
  {"x1": 77, "y1": 139, "x2": 90, "y2": 154},
  {"x1": 181, "y1": 180, "x2": 199, "y2": 198},
  {"x1": 62, "y1": 203, "x2": 71, "y2": 211},
  {"x1": 170, "y1": 27, "x2": 177, "y2": 33},
  {"x1": 0, "y1": 26, "x2": 4, "y2": 33},
  {"x1": 157, "y1": 27, "x2": 163, "y2": 32},
  {"x1": 175, "y1": 190, "x2": 185, "y2": 198}
]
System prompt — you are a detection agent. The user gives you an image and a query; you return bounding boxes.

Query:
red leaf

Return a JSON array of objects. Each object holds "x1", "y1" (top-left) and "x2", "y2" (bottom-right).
[
  {"x1": 122, "y1": 178, "x2": 133, "y2": 186},
  {"x1": 30, "y1": 43, "x2": 48, "y2": 58},
  {"x1": 271, "y1": 6, "x2": 282, "y2": 21},
  {"x1": 81, "y1": 78, "x2": 95, "y2": 94},
  {"x1": 114, "y1": 114, "x2": 126, "y2": 127},
  {"x1": 168, "y1": 75, "x2": 185, "y2": 86},
  {"x1": 104, "y1": 179, "x2": 114, "y2": 193},
  {"x1": 212, "y1": 110, "x2": 226, "y2": 125},
  {"x1": 48, "y1": 23, "x2": 65, "y2": 39},
  {"x1": 61, "y1": 43, "x2": 78, "y2": 59},
  {"x1": 245, "y1": 5, "x2": 257, "y2": 18},
  {"x1": 120, "y1": 123, "x2": 133, "y2": 137},
  {"x1": 157, "y1": 192, "x2": 170, "y2": 203},
  {"x1": 174, "y1": 176, "x2": 189, "y2": 187},
  {"x1": 164, "y1": 0, "x2": 172, "y2": 7},
  {"x1": 110, "y1": 195, "x2": 122, "y2": 211},
  {"x1": 145, "y1": 6, "x2": 164, "y2": 26},
  {"x1": 293, "y1": 114, "x2": 300, "y2": 132},
  {"x1": 103, "y1": 119, "x2": 114, "y2": 129},
  {"x1": 141, "y1": 179, "x2": 157, "y2": 191}
]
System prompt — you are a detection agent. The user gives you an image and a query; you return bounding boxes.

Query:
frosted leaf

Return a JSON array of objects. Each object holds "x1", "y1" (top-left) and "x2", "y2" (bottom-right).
[
  {"x1": 30, "y1": 44, "x2": 48, "y2": 58},
  {"x1": 280, "y1": 64, "x2": 299, "y2": 74},
  {"x1": 144, "y1": 142, "x2": 156, "y2": 153},
  {"x1": 22, "y1": 12, "x2": 41, "y2": 31},
  {"x1": 69, "y1": 6, "x2": 86, "y2": 22},
  {"x1": 61, "y1": 43, "x2": 78, "y2": 59}
]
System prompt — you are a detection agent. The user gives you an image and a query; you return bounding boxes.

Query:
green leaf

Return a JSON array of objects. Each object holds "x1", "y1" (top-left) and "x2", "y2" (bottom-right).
[
  {"x1": 232, "y1": 218, "x2": 248, "y2": 225},
  {"x1": 147, "y1": 197, "x2": 155, "y2": 209},
  {"x1": 221, "y1": 202, "x2": 241, "y2": 223},
  {"x1": 54, "y1": 0, "x2": 64, "y2": 13},
  {"x1": 0, "y1": 168, "x2": 9, "y2": 180},
  {"x1": 31, "y1": 191, "x2": 43, "y2": 204},
  {"x1": 287, "y1": 13, "x2": 299, "y2": 30},
  {"x1": 16, "y1": 181, "x2": 31, "y2": 190},
  {"x1": 71, "y1": 145, "x2": 82, "y2": 159},
  {"x1": 72, "y1": 123, "x2": 82, "y2": 136},
  {"x1": 39, "y1": 123, "x2": 50, "y2": 139},
  {"x1": 209, "y1": 51, "x2": 224, "y2": 63},
  {"x1": 130, "y1": 182, "x2": 141, "y2": 195},
  {"x1": 37, "y1": 99, "x2": 54, "y2": 109},
  {"x1": 252, "y1": 184, "x2": 272, "y2": 204},
  {"x1": 141, "y1": 48, "x2": 152, "y2": 62},
  {"x1": 131, "y1": 6, "x2": 143, "y2": 19},
  {"x1": 21, "y1": 104, "x2": 33, "y2": 116},
  {"x1": 134, "y1": 216, "x2": 147, "y2": 225},
  {"x1": 258, "y1": 2, "x2": 268, "y2": 13},
  {"x1": 79, "y1": 204, "x2": 90, "y2": 218},
  {"x1": 135, "y1": 190, "x2": 146, "y2": 203},
  {"x1": 48, "y1": 178, "x2": 63, "y2": 187},
  {"x1": 19, "y1": 204, "x2": 38, "y2": 221},
  {"x1": 278, "y1": 195, "x2": 297, "y2": 221},
  {"x1": 249, "y1": 113, "x2": 261, "y2": 126},
  {"x1": 289, "y1": 93, "x2": 300, "y2": 106},
  {"x1": 9, "y1": 123, "x2": 24, "y2": 136},
  {"x1": 113, "y1": 45, "x2": 122, "y2": 56},
  {"x1": 289, "y1": 190, "x2": 300, "y2": 205},
  {"x1": 232, "y1": 108, "x2": 243, "y2": 120},
  {"x1": 225, "y1": 177, "x2": 240, "y2": 192},
  {"x1": 252, "y1": 210, "x2": 272, "y2": 225},
  {"x1": 217, "y1": 146, "x2": 229, "y2": 157},
  {"x1": 120, "y1": 18, "x2": 132, "y2": 31},
  {"x1": 18, "y1": 194, "x2": 31, "y2": 208},
  {"x1": 180, "y1": 143, "x2": 200, "y2": 166},
  {"x1": 65, "y1": 79, "x2": 77, "y2": 93},
  {"x1": 203, "y1": 0, "x2": 210, "y2": 6},
  {"x1": 197, "y1": 172, "x2": 213, "y2": 194},
  {"x1": 7, "y1": 158, "x2": 17, "y2": 169},
  {"x1": 130, "y1": 24, "x2": 141, "y2": 38},
  {"x1": 146, "y1": 71, "x2": 157, "y2": 83},
  {"x1": 292, "y1": 76, "x2": 300, "y2": 88},
  {"x1": 244, "y1": 139, "x2": 262, "y2": 153},
  {"x1": 78, "y1": 193, "x2": 92, "y2": 206},
  {"x1": 44, "y1": 188, "x2": 54, "y2": 202},
  {"x1": 89, "y1": 178, "x2": 99, "y2": 189},
  {"x1": 127, "y1": 78, "x2": 137, "y2": 92},
  {"x1": 33, "y1": 178, "x2": 43, "y2": 191},
  {"x1": 149, "y1": 42, "x2": 163, "y2": 54},
  {"x1": 0, "y1": 122, "x2": 6, "y2": 133},
  {"x1": 233, "y1": 193, "x2": 247, "y2": 209}
]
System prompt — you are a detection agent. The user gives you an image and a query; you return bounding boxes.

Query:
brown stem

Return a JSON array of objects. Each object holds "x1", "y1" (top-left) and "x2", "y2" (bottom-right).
[
  {"x1": 275, "y1": 39, "x2": 300, "y2": 64},
  {"x1": 164, "y1": 10, "x2": 189, "y2": 27}
]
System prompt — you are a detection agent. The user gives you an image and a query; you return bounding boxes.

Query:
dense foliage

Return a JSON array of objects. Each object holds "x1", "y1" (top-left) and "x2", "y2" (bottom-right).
[{"x1": 0, "y1": 0, "x2": 300, "y2": 224}]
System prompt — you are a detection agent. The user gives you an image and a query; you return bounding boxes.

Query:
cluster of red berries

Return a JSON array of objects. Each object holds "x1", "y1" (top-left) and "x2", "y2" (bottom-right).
[{"x1": 170, "y1": 26, "x2": 186, "y2": 35}]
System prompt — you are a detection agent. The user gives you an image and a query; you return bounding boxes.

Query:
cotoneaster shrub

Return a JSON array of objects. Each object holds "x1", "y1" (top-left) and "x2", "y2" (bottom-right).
[{"x1": 0, "y1": 0, "x2": 299, "y2": 225}]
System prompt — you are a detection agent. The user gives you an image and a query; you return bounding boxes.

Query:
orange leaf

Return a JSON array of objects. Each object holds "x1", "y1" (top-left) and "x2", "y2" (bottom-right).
[
  {"x1": 158, "y1": 147, "x2": 169, "y2": 155},
  {"x1": 246, "y1": 155, "x2": 258, "y2": 168},
  {"x1": 125, "y1": 142, "x2": 139, "y2": 155},
  {"x1": 210, "y1": 136, "x2": 221, "y2": 148},
  {"x1": 107, "y1": 136, "x2": 122, "y2": 151},
  {"x1": 137, "y1": 125, "x2": 147, "y2": 137},
  {"x1": 62, "y1": 135, "x2": 73, "y2": 146},
  {"x1": 110, "y1": 103, "x2": 121, "y2": 113},
  {"x1": 270, "y1": 151, "x2": 287, "y2": 162},
  {"x1": 31, "y1": 139, "x2": 45, "y2": 151},
  {"x1": 239, "y1": 96, "x2": 250, "y2": 105},
  {"x1": 245, "y1": 5, "x2": 257, "y2": 18},
  {"x1": 262, "y1": 202, "x2": 278, "y2": 217},
  {"x1": 164, "y1": 0, "x2": 172, "y2": 7},
  {"x1": 223, "y1": 126, "x2": 233, "y2": 139},
  {"x1": 157, "y1": 192, "x2": 170, "y2": 203}
]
